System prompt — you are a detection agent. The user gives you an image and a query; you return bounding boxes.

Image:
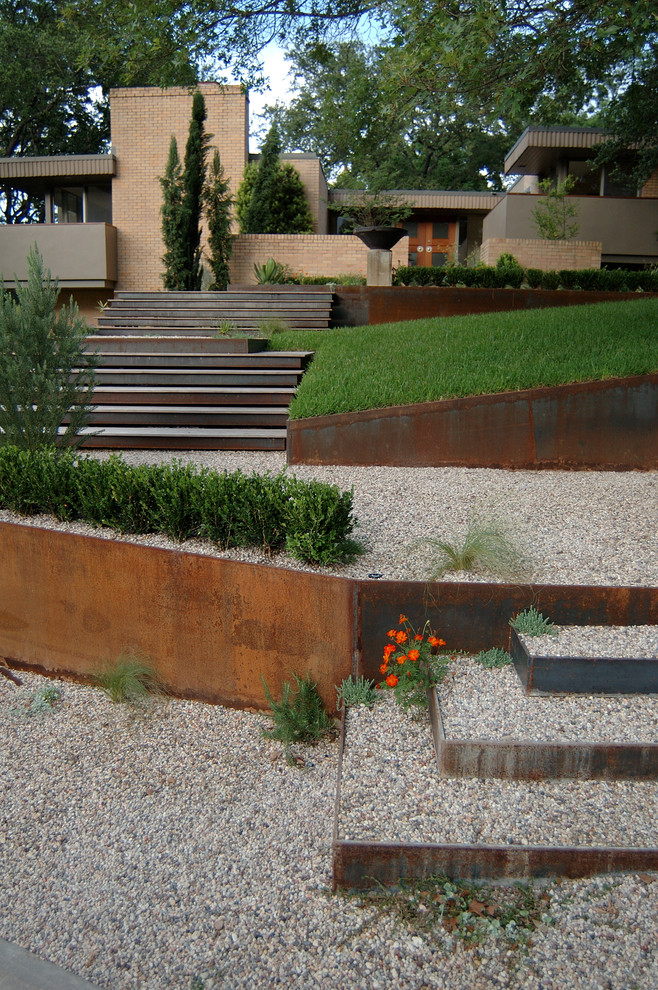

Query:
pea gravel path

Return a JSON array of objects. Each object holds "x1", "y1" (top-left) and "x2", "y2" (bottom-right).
[{"x1": 2, "y1": 671, "x2": 658, "y2": 990}]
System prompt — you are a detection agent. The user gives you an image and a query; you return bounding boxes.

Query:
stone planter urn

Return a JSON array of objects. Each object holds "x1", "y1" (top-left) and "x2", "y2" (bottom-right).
[{"x1": 353, "y1": 227, "x2": 408, "y2": 285}]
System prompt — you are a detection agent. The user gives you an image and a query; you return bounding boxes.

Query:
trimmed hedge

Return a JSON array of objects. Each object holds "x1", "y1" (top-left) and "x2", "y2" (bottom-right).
[
  {"x1": 393, "y1": 264, "x2": 658, "y2": 292},
  {"x1": 0, "y1": 446, "x2": 360, "y2": 566}
]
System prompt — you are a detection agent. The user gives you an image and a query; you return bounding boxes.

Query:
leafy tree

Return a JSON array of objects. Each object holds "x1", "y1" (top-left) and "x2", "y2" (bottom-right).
[
  {"x1": 179, "y1": 89, "x2": 209, "y2": 290},
  {"x1": 380, "y1": 0, "x2": 658, "y2": 183},
  {"x1": 267, "y1": 40, "x2": 510, "y2": 189},
  {"x1": 244, "y1": 123, "x2": 281, "y2": 233},
  {"x1": 270, "y1": 163, "x2": 314, "y2": 233},
  {"x1": 0, "y1": 246, "x2": 96, "y2": 449},
  {"x1": 160, "y1": 136, "x2": 186, "y2": 290},
  {"x1": 204, "y1": 149, "x2": 234, "y2": 290},
  {"x1": 531, "y1": 176, "x2": 580, "y2": 240}
]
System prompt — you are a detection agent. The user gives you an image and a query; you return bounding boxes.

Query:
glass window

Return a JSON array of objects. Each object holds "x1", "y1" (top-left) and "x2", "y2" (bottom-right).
[
  {"x1": 431, "y1": 253, "x2": 447, "y2": 267},
  {"x1": 52, "y1": 186, "x2": 84, "y2": 223},
  {"x1": 567, "y1": 161, "x2": 600, "y2": 195},
  {"x1": 405, "y1": 220, "x2": 418, "y2": 239},
  {"x1": 433, "y1": 221, "x2": 450, "y2": 239},
  {"x1": 86, "y1": 185, "x2": 112, "y2": 222},
  {"x1": 408, "y1": 252, "x2": 418, "y2": 267}
]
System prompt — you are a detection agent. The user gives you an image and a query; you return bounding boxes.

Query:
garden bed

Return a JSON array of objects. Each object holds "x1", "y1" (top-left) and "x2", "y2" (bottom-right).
[{"x1": 334, "y1": 695, "x2": 658, "y2": 888}]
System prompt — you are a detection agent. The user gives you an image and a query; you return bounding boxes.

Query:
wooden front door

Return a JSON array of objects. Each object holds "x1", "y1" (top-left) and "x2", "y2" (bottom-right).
[{"x1": 406, "y1": 220, "x2": 456, "y2": 267}]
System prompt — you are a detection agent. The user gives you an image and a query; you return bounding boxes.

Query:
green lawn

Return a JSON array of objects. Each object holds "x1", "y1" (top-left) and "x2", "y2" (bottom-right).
[{"x1": 271, "y1": 298, "x2": 658, "y2": 420}]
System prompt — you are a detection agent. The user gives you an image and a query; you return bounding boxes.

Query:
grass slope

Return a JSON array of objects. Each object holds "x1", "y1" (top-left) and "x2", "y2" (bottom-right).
[{"x1": 271, "y1": 299, "x2": 658, "y2": 420}]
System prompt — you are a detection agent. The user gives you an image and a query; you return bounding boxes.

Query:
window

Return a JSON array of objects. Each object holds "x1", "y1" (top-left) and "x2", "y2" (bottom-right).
[
  {"x1": 432, "y1": 221, "x2": 450, "y2": 239},
  {"x1": 52, "y1": 187, "x2": 84, "y2": 223}
]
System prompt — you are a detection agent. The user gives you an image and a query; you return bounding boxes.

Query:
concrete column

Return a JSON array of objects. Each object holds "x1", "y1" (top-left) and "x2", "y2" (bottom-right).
[{"x1": 366, "y1": 248, "x2": 393, "y2": 286}]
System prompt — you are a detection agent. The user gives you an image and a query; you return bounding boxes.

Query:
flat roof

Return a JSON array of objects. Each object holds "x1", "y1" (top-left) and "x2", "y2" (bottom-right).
[
  {"x1": 0, "y1": 154, "x2": 116, "y2": 184},
  {"x1": 328, "y1": 189, "x2": 504, "y2": 213},
  {"x1": 504, "y1": 127, "x2": 609, "y2": 175}
]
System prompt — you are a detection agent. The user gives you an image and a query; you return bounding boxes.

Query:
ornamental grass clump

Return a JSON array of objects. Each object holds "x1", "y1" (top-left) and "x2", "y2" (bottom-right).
[
  {"x1": 378, "y1": 615, "x2": 451, "y2": 711},
  {"x1": 94, "y1": 653, "x2": 164, "y2": 704},
  {"x1": 335, "y1": 675, "x2": 379, "y2": 709},
  {"x1": 416, "y1": 509, "x2": 534, "y2": 582}
]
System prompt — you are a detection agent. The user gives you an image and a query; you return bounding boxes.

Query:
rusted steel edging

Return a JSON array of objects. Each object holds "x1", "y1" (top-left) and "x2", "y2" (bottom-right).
[
  {"x1": 1, "y1": 521, "x2": 656, "y2": 712},
  {"x1": 287, "y1": 374, "x2": 658, "y2": 469},
  {"x1": 332, "y1": 839, "x2": 658, "y2": 890},
  {"x1": 510, "y1": 626, "x2": 658, "y2": 695},
  {"x1": 331, "y1": 286, "x2": 658, "y2": 327},
  {"x1": 431, "y1": 685, "x2": 658, "y2": 780}
]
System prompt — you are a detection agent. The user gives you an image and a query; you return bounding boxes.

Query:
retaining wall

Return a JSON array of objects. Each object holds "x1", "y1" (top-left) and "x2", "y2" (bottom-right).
[
  {"x1": 1, "y1": 521, "x2": 655, "y2": 711},
  {"x1": 287, "y1": 374, "x2": 658, "y2": 470},
  {"x1": 331, "y1": 286, "x2": 657, "y2": 326}
]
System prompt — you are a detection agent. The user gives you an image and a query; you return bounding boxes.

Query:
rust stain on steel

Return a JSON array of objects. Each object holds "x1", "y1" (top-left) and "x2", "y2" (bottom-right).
[
  {"x1": 332, "y1": 839, "x2": 658, "y2": 890},
  {"x1": 287, "y1": 374, "x2": 658, "y2": 469},
  {"x1": 356, "y1": 581, "x2": 658, "y2": 682},
  {"x1": 331, "y1": 286, "x2": 657, "y2": 327},
  {"x1": 0, "y1": 522, "x2": 354, "y2": 711}
]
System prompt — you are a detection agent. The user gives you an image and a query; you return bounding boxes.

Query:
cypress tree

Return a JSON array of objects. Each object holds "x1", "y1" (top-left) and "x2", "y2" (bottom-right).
[
  {"x1": 244, "y1": 123, "x2": 281, "y2": 233},
  {"x1": 204, "y1": 149, "x2": 234, "y2": 291},
  {"x1": 160, "y1": 136, "x2": 186, "y2": 290},
  {"x1": 236, "y1": 161, "x2": 258, "y2": 233},
  {"x1": 180, "y1": 90, "x2": 209, "y2": 290}
]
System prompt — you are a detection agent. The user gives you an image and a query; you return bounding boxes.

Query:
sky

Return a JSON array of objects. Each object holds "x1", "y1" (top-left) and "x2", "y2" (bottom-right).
[{"x1": 239, "y1": 42, "x2": 294, "y2": 152}]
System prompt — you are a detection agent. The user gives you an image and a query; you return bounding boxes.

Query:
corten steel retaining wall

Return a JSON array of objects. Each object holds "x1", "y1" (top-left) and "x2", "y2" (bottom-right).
[
  {"x1": 0, "y1": 522, "x2": 354, "y2": 711},
  {"x1": 331, "y1": 286, "x2": 658, "y2": 326},
  {"x1": 1, "y1": 521, "x2": 656, "y2": 709},
  {"x1": 287, "y1": 374, "x2": 658, "y2": 470}
]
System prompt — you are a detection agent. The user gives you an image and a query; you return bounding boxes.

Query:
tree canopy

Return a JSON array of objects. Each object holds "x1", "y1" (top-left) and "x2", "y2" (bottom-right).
[{"x1": 268, "y1": 0, "x2": 658, "y2": 188}]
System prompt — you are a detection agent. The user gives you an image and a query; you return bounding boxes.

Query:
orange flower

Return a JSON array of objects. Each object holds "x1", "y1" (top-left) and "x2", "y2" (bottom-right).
[
  {"x1": 395, "y1": 631, "x2": 408, "y2": 644},
  {"x1": 408, "y1": 649, "x2": 420, "y2": 662},
  {"x1": 387, "y1": 629, "x2": 397, "y2": 639},
  {"x1": 397, "y1": 655, "x2": 407, "y2": 665},
  {"x1": 414, "y1": 634, "x2": 423, "y2": 641},
  {"x1": 438, "y1": 638, "x2": 446, "y2": 647},
  {"x1": 428, "y1": 636, "x2": 441, "y2": 647},
  {"x1": 380, "y1": 663, "x2": 389, "y2": 675},
  {"x1": 399, "y1": 614, "x2": 408, "y2": 624},
  {"x1": 385, "y1": 674, "x2": 398, "y2": 687},
  {"x1": 383, "y1": 643, "x2": 395, "y2": 656}
]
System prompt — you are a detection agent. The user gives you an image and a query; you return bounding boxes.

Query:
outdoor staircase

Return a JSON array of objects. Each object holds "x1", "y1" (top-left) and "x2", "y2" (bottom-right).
[
  {"x1": 78, "y1": 334, "x2": 313, "y2": 450},
  {"x1": 96, "y1": 287, "x2": 334, "y2": 334}
]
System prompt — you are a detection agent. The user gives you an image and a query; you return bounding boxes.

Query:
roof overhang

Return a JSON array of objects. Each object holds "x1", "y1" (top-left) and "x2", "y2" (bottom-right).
[
  {"x1": 328, "y1": 189, "x2": 504, "y2": 214},
  {"x1": 0, "y1": 154, "x2": 116, "y2": 187},
  {"x1": 504, "y1": 127, "x2": 610, "y2": 176}
]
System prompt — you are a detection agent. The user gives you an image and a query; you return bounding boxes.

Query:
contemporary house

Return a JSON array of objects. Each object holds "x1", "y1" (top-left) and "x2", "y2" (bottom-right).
[{"x1": 0, "y1": 85, "x2": 656, "y2": 323}]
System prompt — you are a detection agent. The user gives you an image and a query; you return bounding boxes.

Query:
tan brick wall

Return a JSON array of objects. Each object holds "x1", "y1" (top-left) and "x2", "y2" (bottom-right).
[
  {"x1": 641, "y1": 169, "x2": 658, "y2": 197},
  {"x1": 481, "y1": 237, "x2": 602, "y2": 270},
  {"x1": 229, "y1": 234, "x2": 409, "y2": 284},
  {"x1": 110, "y1": 84, "x2": 248, "y2": 292},
  {"x1": 281, "y1": 156, "x2": 329, "y2": 234}
]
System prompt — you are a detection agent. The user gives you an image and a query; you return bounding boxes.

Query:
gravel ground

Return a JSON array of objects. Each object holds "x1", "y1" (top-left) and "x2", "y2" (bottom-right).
[
  {"x1": 339, "y1": 696, "x2": 658, "y2": 847},
  {"x1": 518, "y1": 625, "x2": 658, "y2": 658},
  {"x1": 1, "y1": 451, "x2": 656, "y2": 587},
  {"x1": 1, "y1": 453, "x2": 657, "y2": 988},
  {"x1": 438, "y1": 657, "x2": 658, "y2": 742},
  {"x1": 2, "y1": 671, "x2": 657, "y2": 990}
]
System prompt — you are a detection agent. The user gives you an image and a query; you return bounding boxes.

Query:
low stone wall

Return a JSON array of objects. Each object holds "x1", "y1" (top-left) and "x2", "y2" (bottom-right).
[
  {"x1": 1, "y1": 521, "x2": 656, "y2": 712},
  {"x1": 287, "y1": 374, "x2": 658, "y2": 470},
  {"x1": 481, "y1": 237, "x2": 602, "y2": 270}
]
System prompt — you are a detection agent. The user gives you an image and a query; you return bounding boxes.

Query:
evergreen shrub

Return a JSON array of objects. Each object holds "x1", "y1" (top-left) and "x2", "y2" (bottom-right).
[{"x1": 0, "y1": 447, "x2": 358, "y2": 566}]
